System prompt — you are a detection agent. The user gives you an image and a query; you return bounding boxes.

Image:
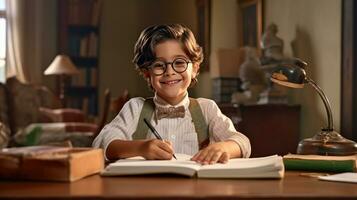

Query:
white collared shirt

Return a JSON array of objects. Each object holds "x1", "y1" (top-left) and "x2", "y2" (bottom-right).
[{"x1": 93, "y1": 93, "x2": 251, "y2": 159}]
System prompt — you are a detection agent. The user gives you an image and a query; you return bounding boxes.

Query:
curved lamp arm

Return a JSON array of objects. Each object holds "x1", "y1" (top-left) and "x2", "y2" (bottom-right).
[{"x1": 305, "y1": 77, "x2": 334, "y2": 131}]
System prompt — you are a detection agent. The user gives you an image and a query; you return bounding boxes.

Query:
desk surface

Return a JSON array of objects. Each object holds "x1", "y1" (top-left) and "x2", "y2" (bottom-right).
[{"x1": 0, "y1": 171, "x2": 356, "y2": 199}]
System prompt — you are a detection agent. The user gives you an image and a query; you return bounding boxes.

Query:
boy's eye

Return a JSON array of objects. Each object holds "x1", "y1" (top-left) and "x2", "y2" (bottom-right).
[
  {"x1": 152, "y1": 62, "x2": 165, "y2": 68},
  {"x1": 174, "y1": 60, "x2": 186, "y2": 66}
]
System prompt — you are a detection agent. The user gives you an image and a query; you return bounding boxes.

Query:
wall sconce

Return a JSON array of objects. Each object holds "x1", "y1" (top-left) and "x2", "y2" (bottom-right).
[{"x1": 270, "y1": 59, "x2": 357, "y2": 156}]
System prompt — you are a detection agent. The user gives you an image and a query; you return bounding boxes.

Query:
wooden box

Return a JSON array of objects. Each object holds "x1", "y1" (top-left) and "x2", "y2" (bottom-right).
[{"x1": 0, "y1": 146, "x2": 104, "y2": 182}]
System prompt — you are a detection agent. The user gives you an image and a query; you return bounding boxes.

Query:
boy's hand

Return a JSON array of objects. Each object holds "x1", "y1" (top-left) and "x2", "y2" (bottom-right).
[
  {"x1": 140, "y1": 139, "x2": 174, "y2": 160},
  {"x1": 191, "y1": 142, "x2": 231, "y2": 165}
]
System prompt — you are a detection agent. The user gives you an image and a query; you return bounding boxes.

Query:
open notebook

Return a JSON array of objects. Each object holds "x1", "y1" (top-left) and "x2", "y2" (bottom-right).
[{"x1": 101, "y1": 154, "x2": 284, "y2": 179}]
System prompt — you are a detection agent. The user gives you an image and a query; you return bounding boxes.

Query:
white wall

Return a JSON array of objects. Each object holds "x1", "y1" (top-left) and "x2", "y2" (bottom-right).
[
  {"x1": 209, "y1": 0, "x2": 241, "y2": 79},
  {"x1": 264, "y1": 0, "x2": 341, "y2": 139},
  {"x1": 210, "y1": 0, "x2": 239, "y2": 52}
]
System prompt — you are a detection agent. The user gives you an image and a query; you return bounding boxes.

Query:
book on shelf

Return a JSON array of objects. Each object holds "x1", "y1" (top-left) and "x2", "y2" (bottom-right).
[
  {"x1": 71, "y1": 68, "x2": 97, "y2": 87},
  {"x1": 68, "y1": 0, "x2": 102, "y2": 26},
  {"x1": 101, "y1": 154, "x2": 284, "y2": 179},
  {"x1": 283, "y1": 153, "x2": 357, "y2": 172},
  {"x1": 79, "y1": 36, "x2": 89, "y2": 57},
  {"x1": 71, "y1": 68, "x2": 86, "y2": 87},
  {"x1": 91, "y1": 67, "x2": 98, "y2": 87},
  {"x1": 69, "y1": 33, "x2": 98, "y2": 57},
  {"x1": 91, "y1": 0, "x2": 103, "y2": 26},
  {"x1": 87, "y1": 32, "x2": 98, "y2": 57},
  {"x1": 0, "y1": 146, "x2": 104, "y2": 182}
]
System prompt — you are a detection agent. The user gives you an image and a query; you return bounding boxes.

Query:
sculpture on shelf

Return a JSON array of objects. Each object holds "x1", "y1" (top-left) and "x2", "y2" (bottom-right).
[
  {"x1": 260, "y1": 23, "x2": 284, "y2": 65},
  {"x1": 231, "y1": 47, "x2": 268, "y2": 104},
  {"x1": 258, "y1": 23, "x2": 290, "y2": 104}
]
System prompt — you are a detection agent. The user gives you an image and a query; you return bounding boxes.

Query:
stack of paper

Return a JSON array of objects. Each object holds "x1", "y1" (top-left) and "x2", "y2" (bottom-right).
[{"x1": 319, "y1": 173, "x2": 357, "y2": 184}]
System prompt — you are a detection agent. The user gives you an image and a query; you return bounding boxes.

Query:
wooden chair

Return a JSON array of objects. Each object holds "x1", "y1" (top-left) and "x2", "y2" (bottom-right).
[
  {"x1": 94, "y1": 89, "x2": 111, "y2": 137},
  {"x1": 94, "y1": 89, "x2": 129, "y2": 138},
  {"x1": 110, "y1": 89, "x2": 129, "y2": 116}
]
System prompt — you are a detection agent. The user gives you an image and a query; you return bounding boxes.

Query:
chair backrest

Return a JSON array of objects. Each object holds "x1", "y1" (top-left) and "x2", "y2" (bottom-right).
[
  {"x1": 110, "y1": 89, "x2": 129, "y2": 116},
  {"x1": 93, "y1": 89, "x2": 130, "y2": 138},
  {"x1": 94, "y1": 89, "x2": 111, "y2": 138}
]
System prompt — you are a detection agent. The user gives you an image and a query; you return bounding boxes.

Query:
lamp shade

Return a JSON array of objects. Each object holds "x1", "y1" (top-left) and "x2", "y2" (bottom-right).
[
  {"x1": 44, "y1": 55, "x2": 79, "y2": 75},
  {"x1": 270, "y1": 59, "x2": 307, "y2": 89}
]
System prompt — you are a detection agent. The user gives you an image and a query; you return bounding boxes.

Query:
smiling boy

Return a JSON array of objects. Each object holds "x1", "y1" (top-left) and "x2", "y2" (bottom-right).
[{"x1": 93, "y1": 24, "x2": 251, "y2": 164}]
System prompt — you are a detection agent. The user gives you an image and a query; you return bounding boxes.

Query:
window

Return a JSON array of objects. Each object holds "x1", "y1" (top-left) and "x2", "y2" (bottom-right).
[{"x1": 0, "y1": 0, "x2": 5, "y2": 83}]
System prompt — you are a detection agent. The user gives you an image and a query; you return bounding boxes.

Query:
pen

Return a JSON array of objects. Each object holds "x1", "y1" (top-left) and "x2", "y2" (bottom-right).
[{"x1": 143, "y1": 118, "x2": 177, "y2": 160}]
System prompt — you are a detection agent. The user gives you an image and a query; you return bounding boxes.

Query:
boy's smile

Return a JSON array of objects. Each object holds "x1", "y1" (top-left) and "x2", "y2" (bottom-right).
[
  {"x1": 160, "y1": 79, "x2": 182, "y2": 85},
  {"x1": 149, "y1": 40, "x2": 198, "y2": 105}
]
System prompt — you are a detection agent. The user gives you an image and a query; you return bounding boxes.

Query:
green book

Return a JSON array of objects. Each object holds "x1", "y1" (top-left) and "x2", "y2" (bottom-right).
[{"x1": 283, "y1": 154, "x2": 356, "y2": 172}]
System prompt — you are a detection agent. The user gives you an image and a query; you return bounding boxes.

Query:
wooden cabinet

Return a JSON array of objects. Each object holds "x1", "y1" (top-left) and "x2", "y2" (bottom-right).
[
  {"x1": 58, "y1": 0, "x2": 102, "y2": 115},
  {"x1": 219, "y1": 104, "x2": 300, "y2": 157}
]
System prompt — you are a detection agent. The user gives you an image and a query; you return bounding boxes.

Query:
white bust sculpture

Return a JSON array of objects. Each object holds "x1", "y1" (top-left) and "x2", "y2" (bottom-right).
[{"x1": 261, "y1": 23, "x2": 284, "y2": 62}]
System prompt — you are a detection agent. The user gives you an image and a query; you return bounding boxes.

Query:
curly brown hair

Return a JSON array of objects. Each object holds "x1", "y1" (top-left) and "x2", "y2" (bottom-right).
[{"x1": 133, "y1": 24, "x2": 203, "y2": 71}]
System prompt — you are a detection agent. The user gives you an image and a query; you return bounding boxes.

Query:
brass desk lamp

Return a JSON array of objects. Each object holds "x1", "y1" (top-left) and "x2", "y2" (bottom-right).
[{"x1": 270, "y1": 59, "x2": 357, "y2": 155}]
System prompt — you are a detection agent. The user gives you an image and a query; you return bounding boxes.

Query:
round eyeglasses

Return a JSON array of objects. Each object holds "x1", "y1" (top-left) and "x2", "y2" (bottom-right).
[{"x1": 148, "y1": 58, "x2": 192, "y2": 75}]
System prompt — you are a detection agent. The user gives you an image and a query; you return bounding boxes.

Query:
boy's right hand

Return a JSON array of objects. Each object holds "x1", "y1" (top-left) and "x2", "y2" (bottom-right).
[{"x1": 139, "y1": 139, "x2": 174, "y2": 160}]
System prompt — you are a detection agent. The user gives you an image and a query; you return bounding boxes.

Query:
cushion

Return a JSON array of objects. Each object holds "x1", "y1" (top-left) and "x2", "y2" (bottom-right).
[
  {"x1": 6, "y1": 77, "x2": 41, "y2": 134},
  {"x1": 13, "y1": 123, "x2": 97, "y2": 147},
  {"x1": 0, "y1": 122, "x2": 10, "y2": 148},
  {"x1": 36, "y1": 86, "x2": 61, "y2": 109}
]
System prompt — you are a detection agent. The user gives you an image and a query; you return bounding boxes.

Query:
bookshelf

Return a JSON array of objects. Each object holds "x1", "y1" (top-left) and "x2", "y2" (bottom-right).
[{"x1": 58, "y1": 0, "x2": 102, "y2": 116}]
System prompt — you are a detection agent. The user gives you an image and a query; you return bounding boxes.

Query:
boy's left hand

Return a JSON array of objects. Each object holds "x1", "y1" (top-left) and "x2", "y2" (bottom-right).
[{"x1": 191, "y1": 142, "x2": 230, "y2": 165}]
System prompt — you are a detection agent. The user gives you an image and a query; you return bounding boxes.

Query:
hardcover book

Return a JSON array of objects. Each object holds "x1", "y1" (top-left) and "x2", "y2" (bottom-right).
[
  {"x1": 283, "y1": 154, "x2": 357, "y2": 172},
  {"x1": 0, "y1": 146, "x2": 104, "y2": 182},
  {"x1": 101, "y1": 154, "x2": 284, "y2": 179}
]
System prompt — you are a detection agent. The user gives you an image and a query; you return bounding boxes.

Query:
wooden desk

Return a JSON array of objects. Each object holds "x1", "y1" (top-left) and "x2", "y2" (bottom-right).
[{"x1": 0, "y1": 171, "x2": 356, "y2": 199}]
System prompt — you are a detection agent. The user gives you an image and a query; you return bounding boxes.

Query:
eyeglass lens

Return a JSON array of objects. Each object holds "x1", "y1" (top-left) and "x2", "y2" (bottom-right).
[{"x1": 150, "y1": 58, "x2": 190, "y2": 75}]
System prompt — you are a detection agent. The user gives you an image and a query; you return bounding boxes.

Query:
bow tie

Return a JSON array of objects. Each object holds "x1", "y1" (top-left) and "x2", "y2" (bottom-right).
[{"x1": 156, "y1": 106, "x2": 185, "y2": 120}]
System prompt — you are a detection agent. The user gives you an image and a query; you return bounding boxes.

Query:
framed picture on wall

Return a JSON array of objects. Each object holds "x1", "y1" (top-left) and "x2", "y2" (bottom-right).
[
  {"x1": 196, "y1": 0, "x2": 211, "y2": 70},
  {"x1": 238, "y1": 0, "x2": 262, "y2": 50}
]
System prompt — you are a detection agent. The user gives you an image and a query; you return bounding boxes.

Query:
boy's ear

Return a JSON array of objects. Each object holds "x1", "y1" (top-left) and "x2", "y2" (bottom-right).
[
  {"x1": 192, "y1": 63, "x2": 200, "y2": 77},
  {"x1": 143, "y1": 71, "x2": 150, "y2": 78}
]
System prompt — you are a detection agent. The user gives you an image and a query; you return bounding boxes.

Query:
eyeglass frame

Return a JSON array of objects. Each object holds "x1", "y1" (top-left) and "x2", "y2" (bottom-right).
[{"x1": 145, "y1": 58, "x2": 193, "y2": 76}]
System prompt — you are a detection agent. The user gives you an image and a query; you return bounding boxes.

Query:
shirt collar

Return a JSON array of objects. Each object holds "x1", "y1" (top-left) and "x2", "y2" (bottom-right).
[{"x1": 153, "y1": 92, "x2": 190, "y2": 110}]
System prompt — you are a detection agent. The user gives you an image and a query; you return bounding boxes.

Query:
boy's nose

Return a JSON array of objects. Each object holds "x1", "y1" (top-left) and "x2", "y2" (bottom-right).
[{"x1": 164, "y1": 64, "x2": 176, "y2": 75}]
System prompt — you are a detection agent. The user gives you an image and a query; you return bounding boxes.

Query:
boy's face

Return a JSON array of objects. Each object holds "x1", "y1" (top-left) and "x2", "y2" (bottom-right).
[{"x1": 148, "y1": 40, "x2": 198, "y2": 105}]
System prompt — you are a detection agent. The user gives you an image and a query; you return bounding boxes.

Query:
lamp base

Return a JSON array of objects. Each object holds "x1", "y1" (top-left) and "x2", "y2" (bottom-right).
[{"x1": 297, "y1": 130, "x2": 357, "y2": 156}]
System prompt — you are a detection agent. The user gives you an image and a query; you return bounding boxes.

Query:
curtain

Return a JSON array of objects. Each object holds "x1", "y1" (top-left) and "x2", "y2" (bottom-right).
[
  {"x1": 6, "y1": 0, "x2": 57, "y2": 84},
  {"x1": 5, "y1": 0, "x2": 27, "y2": 82}
]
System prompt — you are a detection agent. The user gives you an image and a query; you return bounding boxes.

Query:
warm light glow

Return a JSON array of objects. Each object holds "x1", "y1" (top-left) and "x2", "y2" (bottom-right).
[{"x1": 270, "y1": 77, "x2": 304, "y2": 89}]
